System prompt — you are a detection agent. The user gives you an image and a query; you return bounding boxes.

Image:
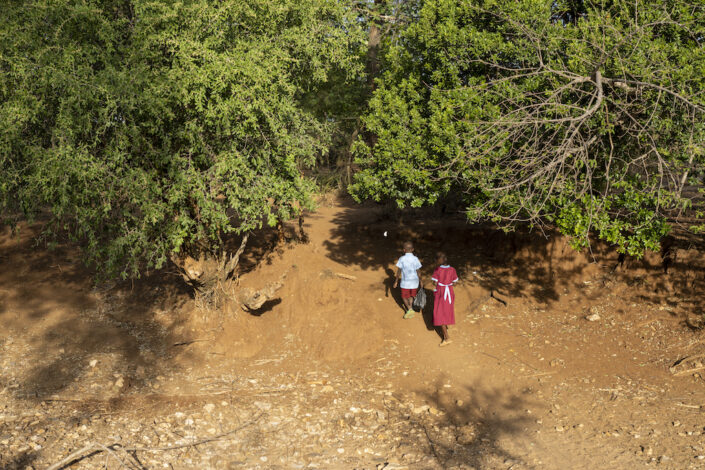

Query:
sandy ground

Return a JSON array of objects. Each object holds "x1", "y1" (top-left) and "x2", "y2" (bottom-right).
[{"x1": 1, "y1": 197, "x2": 705, "y2": 470}]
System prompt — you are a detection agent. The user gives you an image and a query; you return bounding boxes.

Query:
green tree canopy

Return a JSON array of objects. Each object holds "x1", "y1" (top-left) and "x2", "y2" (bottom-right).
[
  {"x1": 0, "y1": 0, "x2": 362, "y2": 278},
  {"x1": 351, "y1": 0, "x2": 705, "y2": 255}
]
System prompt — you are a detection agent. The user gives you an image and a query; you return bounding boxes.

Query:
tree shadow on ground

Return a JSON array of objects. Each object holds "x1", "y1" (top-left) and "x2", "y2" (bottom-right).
[
  {"x1": 0, "y1": 219, "x2": 296, "y2": 403},
  {"x1": 419, "y1": 288, "x2": 445, "y2": 340},
  {"x1": 0, "y1": 223, "x2": 194, "y2": 404},
  {"x1": 248, "y1": 298, "x2": 283, "y2": 317},
  {"x1": 322, "y1": 199, "x2": 602, "y2": 307},
  {"x1": 389, "y1": 380, "x2": 537, "y2": 469},
  {"x1": 0, "y1": 450, "x2": 38, "y2": 470},
  {"x1": 230, "y1": 217, "x2": 308, "y2": 275}
]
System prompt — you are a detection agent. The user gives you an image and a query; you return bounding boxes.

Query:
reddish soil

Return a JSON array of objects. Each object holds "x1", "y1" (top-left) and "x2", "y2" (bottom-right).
[{"x1": 1, "y1": 197, "x2": 705, "y2": 469}]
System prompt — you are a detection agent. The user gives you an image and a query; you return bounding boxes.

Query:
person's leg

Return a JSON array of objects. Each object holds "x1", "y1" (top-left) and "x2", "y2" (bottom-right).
[
  {"x1": 439, "y1": 325, "x2": 452, "y2": 346},
  {"x1": 402, "y1": 290, "x2": 415, "y2": 318}
]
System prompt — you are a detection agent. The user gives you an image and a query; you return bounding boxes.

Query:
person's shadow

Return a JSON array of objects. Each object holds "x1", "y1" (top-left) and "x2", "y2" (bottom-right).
[
  {"x1": 419, "y1": 285, "x2": 444, "y2": 340},
  {"x1": 384, "y1": 268, "x2": 405, "y2": 313}
]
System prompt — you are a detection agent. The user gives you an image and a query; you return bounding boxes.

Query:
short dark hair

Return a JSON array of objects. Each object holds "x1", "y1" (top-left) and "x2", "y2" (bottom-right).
[
  {"x1": 403, "y1": 241, "x2": 414, "y2": 251},
  {"x1": 436, "y1": 251, "x2": 447, "y2": 263}
]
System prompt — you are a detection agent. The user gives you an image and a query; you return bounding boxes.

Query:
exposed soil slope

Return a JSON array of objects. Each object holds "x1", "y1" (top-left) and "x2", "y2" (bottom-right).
[{"x1": 1, "y1": 198, "x2": 705, "y2": 469}]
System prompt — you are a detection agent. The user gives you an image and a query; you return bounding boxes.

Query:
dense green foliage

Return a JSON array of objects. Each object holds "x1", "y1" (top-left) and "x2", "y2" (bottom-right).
[
  {"x1": 2, "y1": 0, "x2": 704, "y2": 281},
  {"x1": 351, "y1": 0, "x2": 705, "y2": 255},
  {"x1": 0, "y1": 0, "x2": 362, "y2": 277}
]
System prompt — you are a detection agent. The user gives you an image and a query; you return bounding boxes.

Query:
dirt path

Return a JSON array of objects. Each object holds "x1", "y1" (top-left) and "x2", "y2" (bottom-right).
[{"x1": 2, "y1": 199, "x2": 705, "y2": 469}]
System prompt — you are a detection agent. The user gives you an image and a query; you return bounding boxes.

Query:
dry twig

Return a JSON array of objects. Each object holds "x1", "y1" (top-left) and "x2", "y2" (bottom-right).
[{"x1": 47, "y1": 414, "x2": 263, "y2": 470}]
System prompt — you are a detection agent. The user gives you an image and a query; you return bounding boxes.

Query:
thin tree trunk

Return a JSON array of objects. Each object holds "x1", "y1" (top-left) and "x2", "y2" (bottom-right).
[
  {"x1": 222, "y1": 232, "x2": 250, "y2": 282},
  {"x1": 341, "y1": 0, "x2": 384, "y2": 181},
  {"x1": 366, "y1": 2, "x2": 383, "y2": 92}
]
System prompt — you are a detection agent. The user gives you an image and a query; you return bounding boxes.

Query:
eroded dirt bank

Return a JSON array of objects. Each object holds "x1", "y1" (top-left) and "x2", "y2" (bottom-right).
[{"x1": 2, "y1": 198, "x2": 705, "y2": 469}]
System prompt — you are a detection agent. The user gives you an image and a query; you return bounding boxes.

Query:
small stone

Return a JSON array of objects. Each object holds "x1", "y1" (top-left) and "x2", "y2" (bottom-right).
[
  {"x1": 456, "y1": 399, "x2": 464, "y2": 407},
  {"x1": 696, "y1": 455, "x2": 705, "y2": 460},
  {"x1": 337, "y1": 448, "x2": 344, "y2": 454},
  {"x1": 555, "y1": 426, "x2": 564, "y2": 432},
  {"x1": 114, "y1": 376, "x2": 124, "y2": 388},
  {"x1": 585, "y1": 313, "x2": 601, "y2": 322},
  {"x1": 89, "y1": 359, "x2": 98, "y2": 367},
  {"x1": 203, "y1": 403, "x2": 215, "y2": 413}
]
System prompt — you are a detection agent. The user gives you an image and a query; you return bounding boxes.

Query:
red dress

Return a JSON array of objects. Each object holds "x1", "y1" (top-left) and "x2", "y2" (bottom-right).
[{"x1": 431, "y1": 265, "x2": 458, "y2": 326}]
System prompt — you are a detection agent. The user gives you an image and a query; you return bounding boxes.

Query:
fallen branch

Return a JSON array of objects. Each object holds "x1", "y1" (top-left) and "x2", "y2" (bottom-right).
[
  {"x1": 670, "y1": 354, "x2": 705, "y2": 376},
  {"x1": 46, "y1": 444, "x2": 101, "y2": 470},
  {"x1": 490, "y1": 290, "x2": 507, "y2": 306},
  {"x1": 172, "y1": 339, "x2": 209, "y2": 347},
  {"x1": 335, "y1": 272, "x2": 357, "y2": 281},
  {"x1": 675, "y1": 403, "x2": 703, "y2": 410},
  {"x1": 523, "y1": 371, "x2": 552, "y2": 378},
  {"x1": 47, "y1": 414, "x2": 263, "y2": 470}
]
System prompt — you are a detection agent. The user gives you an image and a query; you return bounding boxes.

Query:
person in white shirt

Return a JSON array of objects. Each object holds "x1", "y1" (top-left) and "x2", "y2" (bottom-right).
[{"x1": 393, "y1": 241, "x2": 422, "y2": 319}]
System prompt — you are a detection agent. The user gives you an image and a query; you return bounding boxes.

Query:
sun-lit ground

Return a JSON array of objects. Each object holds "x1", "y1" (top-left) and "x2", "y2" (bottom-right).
[{"x1": 2, "y1": 198, "x2": 705, "y2": 469}]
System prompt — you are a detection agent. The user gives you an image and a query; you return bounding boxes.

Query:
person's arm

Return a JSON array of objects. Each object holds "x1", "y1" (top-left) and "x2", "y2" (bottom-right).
[{"x1": 393, "y1": 267, "x2": 401, "y2": 287}]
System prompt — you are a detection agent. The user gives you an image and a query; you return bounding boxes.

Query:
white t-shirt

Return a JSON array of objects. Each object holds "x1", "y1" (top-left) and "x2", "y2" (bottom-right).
[{"x1": 396, "y1": 253, "x2": 422, "y2": 289}]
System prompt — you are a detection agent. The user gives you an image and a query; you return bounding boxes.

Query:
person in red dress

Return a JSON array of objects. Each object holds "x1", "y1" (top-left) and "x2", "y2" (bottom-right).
[{"x1": 431, "y1": 252, "x2": 458, "y2": 347}]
